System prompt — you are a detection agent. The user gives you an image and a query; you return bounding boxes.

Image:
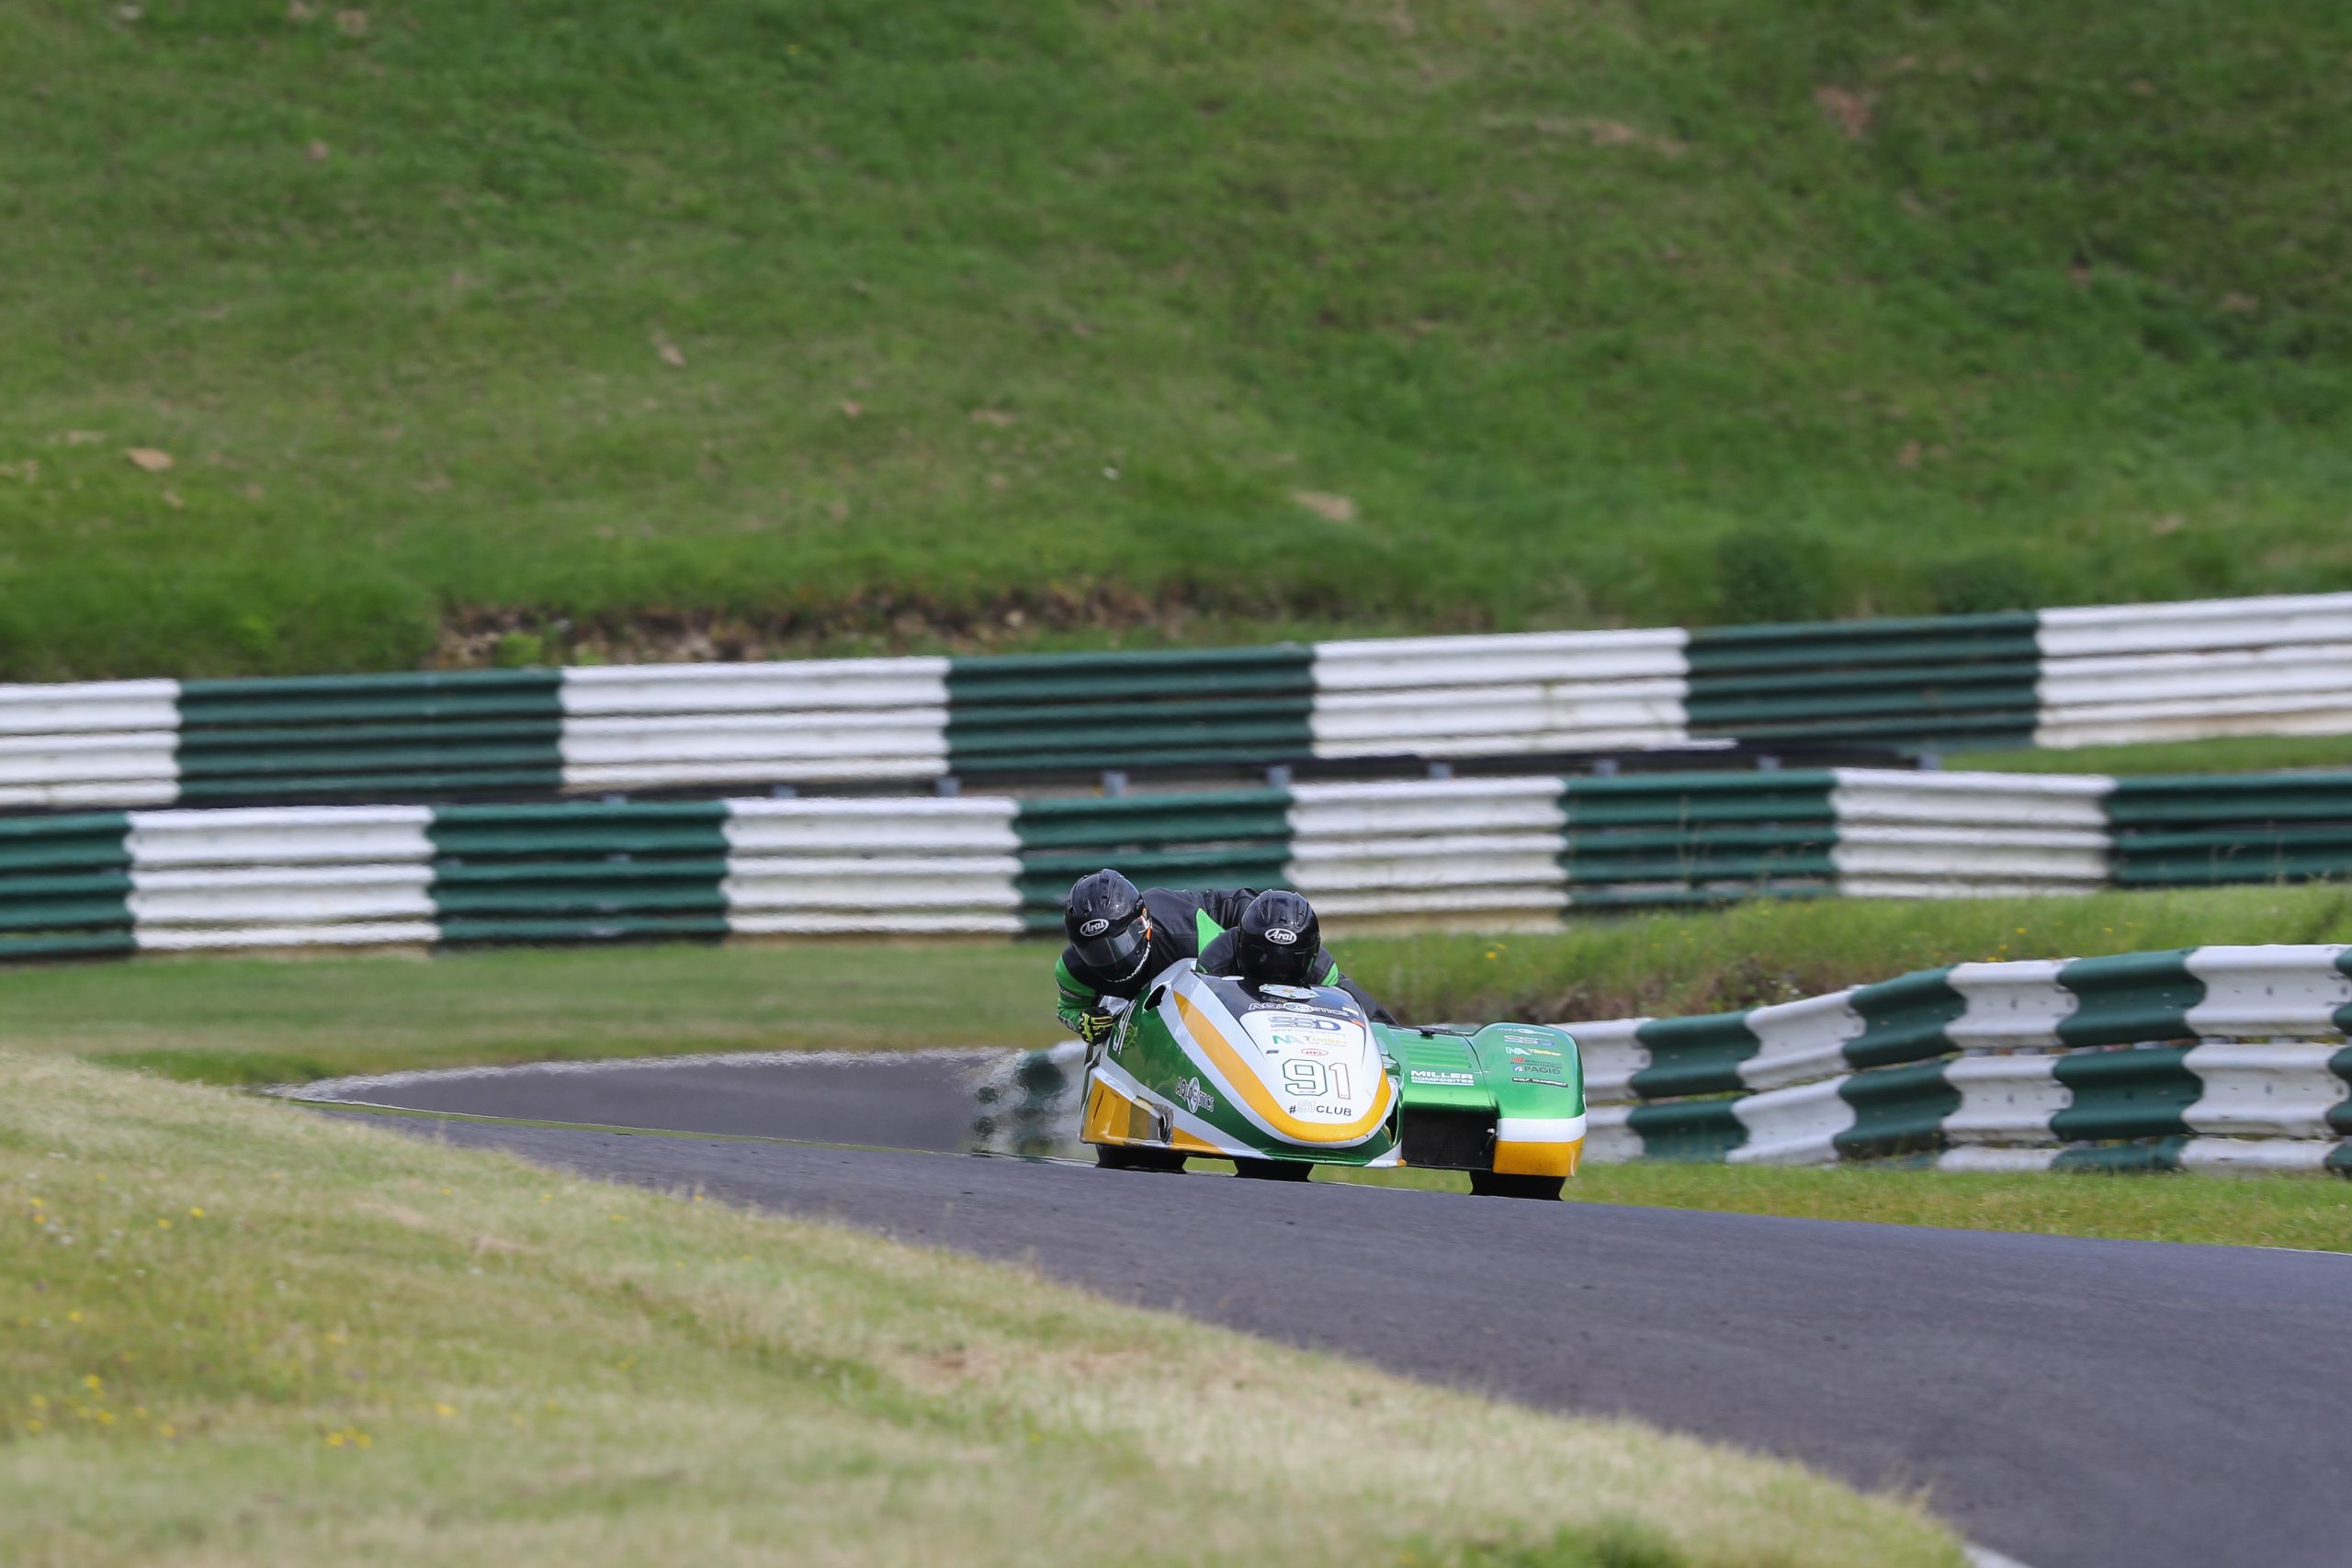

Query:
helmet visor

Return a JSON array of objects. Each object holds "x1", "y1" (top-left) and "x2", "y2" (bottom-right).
[
  {"x1": 1243, "y1": 936, "x2": 1317, "y2": 988},
  {"x1": 1073, "y1": 917, "x2": 1148, "y2": 975}
]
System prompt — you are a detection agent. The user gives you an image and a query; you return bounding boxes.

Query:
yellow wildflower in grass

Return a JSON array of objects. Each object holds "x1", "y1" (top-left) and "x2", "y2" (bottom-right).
[
  {"x1": 155, "y1": 1217, "x2": 171, "y2": 1229},
  {"x1": 434, "y1": 1403, "x2": 456, "y2": 1417},
  {"x1": 158, "y1": 1424, "x2": 175, "y2": 1438},
  {"x1": 83, "y1": 1374, "x2": 102, "y2": 1392},
  {"x1": 24, "y1": 1420, "x2": 41, "y2": 1434},
  {"x1": 187, "y1": 1207, "x2": 203, "y2": 1218},
  {"x1": 66, "y1": 1311, "x2": 81, "y2": 1323}
]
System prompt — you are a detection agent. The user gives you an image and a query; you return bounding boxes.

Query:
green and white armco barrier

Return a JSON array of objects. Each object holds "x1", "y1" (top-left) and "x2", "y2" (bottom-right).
[
  {"x1": 6, "y1": 592, "x2": 2352, "y2": 808},
  {"x1": 1577, "y1": 946, "x2": 2352, "y2": 1175},
  {"x1": 0, "y1": 798, "x2": 1025, "y2": 960},
  {"x1": 3, "y1": 768, "x2": 2351, "y2": 961}
]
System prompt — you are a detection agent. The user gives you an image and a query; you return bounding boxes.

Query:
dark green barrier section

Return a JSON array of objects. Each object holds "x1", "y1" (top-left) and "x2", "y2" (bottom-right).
[
  {"x1": 427, "y1": 801, "x2": 729, "y2": 945},
  {"x1": 1835, "y1": 1060, "x2": 1962, "y2": 1159},
  {"x1": 1624, "y1": 1100, "x2": 1747, "y2": 1161},
  {"x1": 1629, "y1": 1014, "x2": 1759, "y2": 1100},
  {"x1": 2050, "y1": 1046, "x2": 2201, "y2": 1142},
  {"x1": 1561, "y1": 773, "x2": 1836, "y2": 905},
  {"x1": 176, "y1": 671, "x2": 564, "y2": 803},
  {"x1": 947, "y1": 648, "x2": 1313, "y2": 775},
  {"x1": 2108, "y1": 773, "x2": 2352, "y2": 886},
  {"x1": 1685, "y1": 613, "x2": 2039, "y2": 751},
  {"x1": 2054, "y1": 951, "x2": 2203, "y2": 1047},
  {"x1": 1844, "y1": 967, "x2": 1971, "y2": 1070},
  {"x1": 0, "y1": 812, "x2": 135, "y2": 958},
  {"x1": 1012, "y1": 790, "x2": 1292, "y2": 934}
]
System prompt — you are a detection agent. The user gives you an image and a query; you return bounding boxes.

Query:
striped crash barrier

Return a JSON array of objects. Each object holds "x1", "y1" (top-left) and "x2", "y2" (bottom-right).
[
  {"x1": 1576, "y1": 946, "x2": 2352, "y2": 1174},
  {"x1": 6, "y1": 771, "x2": 2352, "y2": 961},
  {"x1": 6, "y1": 592, "x2": 2352, "y2": 808},
  {"x1": 0, "y1": 798, "x2": 1023, "y2": 959}
]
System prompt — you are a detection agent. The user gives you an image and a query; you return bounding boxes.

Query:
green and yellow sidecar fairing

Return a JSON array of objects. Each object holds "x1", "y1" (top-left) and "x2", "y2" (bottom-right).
[{"x1": 1080, "y1": 960, "x2": 1585, "y2": 1199}]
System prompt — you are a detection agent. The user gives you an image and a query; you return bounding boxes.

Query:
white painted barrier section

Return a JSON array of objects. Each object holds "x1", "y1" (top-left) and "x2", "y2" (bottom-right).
[
  {"x1": 2035, "y1": 594, "x2": 2352, "y2": 747},
  {"x1": 0, "y1": 680, "x2": 182, "y2": 806},
  {"x1": 1287, "y1": 778, "x2": 1566, "y2": 922},
  {"x1": 127, "y1": 806, "x2": 435, "y2": 867},
  {"x1": 2183, "y1": 945, "x2": 2352, "y2": 1038},
  {"x1": 2178, "y1": 1044, "x2": 2352, "y2": 1139},
  {"x1": 1569, "y1": 1018, "x2": 1649, "y2": 1104},
  {"x1": 123, "y1": 806, "x2": 438, "y2": 949},
  {"x1": 559, "y1": 659, "x2": 949, "y2": 786},
  {"x1": 1831, "y1": 771, "x2": 2112, "y2": 896},
  {"x1": 1945, "y1": 962, "x2": 2083, "y2": 1051},
  {"x1": 1736, "y1": 990, "x2": 1868, "y2": 1093},
  {"x1": 1309, "y1": 630, "x2": 1689, "y2": 757},
  {"x1": 1727, "y1": 1078, "x2": 1851, "y2": 1166},
  {"x1": 1581, "y1": 1103, "x2": 1643, "y2": 1164},
  {"x1": 720, "y1": 796, "x2": 1022, "y2": 935},
  {"x1": 1940, "y1": 1055, "x2": 2071, "y2": 1145}
]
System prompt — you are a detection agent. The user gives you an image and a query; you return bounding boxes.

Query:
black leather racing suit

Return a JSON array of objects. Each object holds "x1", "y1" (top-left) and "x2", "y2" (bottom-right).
[{"x1": 1054, "y1": 886, "x2": 1259, "y2": 1035}]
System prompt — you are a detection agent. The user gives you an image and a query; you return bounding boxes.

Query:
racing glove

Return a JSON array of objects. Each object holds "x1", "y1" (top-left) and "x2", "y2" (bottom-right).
[{"x1": 1073, "y1": 1007, "x2": 1118, "y2": 1046}]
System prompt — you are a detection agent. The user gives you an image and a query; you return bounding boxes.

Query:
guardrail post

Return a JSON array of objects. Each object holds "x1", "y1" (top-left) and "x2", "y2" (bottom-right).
[
  {"x1": 769, "y1": 783, "x2": 797, "y2": 799},
  {"x1": 1268, "y1": 764, "x2": 1295, "y2": 788},
  {"x1": 1754, "y1": 754, "x2": 1781, "y2": 773},
  {"x1": 1102, "y1": 770, "x2": 1128, "y2": 797},
  {"x1": 933, "y1": 775, "x2": 962, "y2": 797},
  {"x1": 1424, "y1": 761, "x2": 1452, "y2": 781},
  {"x1": 1592, "y1": 758, "x2": 1619, "y2": 778},
  {"x1": 1917, "y1": 750, "x2": 1944, "y2": 772}
]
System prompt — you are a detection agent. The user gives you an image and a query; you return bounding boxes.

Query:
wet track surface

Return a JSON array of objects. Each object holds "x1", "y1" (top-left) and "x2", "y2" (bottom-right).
[{"x1": 311, "y1": 1058, "x2": 2352, "y2": 1568}]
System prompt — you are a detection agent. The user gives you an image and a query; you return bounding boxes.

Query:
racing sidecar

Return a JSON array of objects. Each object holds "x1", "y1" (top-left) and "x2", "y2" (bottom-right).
[{"x1": 1080, "y1": 959, "x2": 1585, "y2": 1199}]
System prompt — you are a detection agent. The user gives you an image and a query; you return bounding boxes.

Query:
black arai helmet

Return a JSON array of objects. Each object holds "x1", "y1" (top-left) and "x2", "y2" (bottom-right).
[
  {"x1": 1236, "y1": 888, "x2": 1319, "y2": 988},
  {"x1": 1063, "y1": 869, "x2": 1150, "y2": 979}
]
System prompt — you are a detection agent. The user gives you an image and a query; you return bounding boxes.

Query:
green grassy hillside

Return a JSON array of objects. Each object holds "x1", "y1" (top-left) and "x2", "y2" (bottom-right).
[{"x1": 4, "y1": 0, "x2": 2346, "y2": 677}]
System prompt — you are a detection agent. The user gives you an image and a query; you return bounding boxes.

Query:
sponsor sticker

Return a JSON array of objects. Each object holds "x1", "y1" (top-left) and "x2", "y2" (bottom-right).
[
  {"x1": 1079, "y1": 917, "x2": 1111, "y2": 937},
  {"x1": 1512, "y1": 1076, "x2": 1572, "y2": 1088},
  {"x1": 1174, "y1": 1075, "x2": 1216, "y2": 1115},
  {"x1": 1410, "y1": 1070, "x2": 1476, "y2": 1086}
]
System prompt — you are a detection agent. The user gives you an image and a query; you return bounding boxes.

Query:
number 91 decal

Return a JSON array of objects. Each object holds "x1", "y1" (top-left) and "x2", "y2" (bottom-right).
[{"x1": 1281, "y1": 1059, "x2": 1353, "y2": 1100}]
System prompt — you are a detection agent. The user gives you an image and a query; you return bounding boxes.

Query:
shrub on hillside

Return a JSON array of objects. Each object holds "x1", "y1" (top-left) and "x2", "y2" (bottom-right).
[{"x1": 1712, "y1": 526, "x2": 1840, "y2": 624}]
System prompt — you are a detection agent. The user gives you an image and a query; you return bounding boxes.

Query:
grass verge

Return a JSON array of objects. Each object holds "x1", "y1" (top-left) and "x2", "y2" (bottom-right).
[
  {"x1": 1, "y1": 942, "x2": 1065, "y2": 1085},
  {"x1": 8, "y1": 885, "x2": 2349, "y2": 1084},
  {"x1": 0, "y1": 1054, "x2": 1963, "y2": 1567},
  {"x1": 4, "y1": 1, "x2": 2350, "y2": 676},
  {"x1": 1319, "y1": 1165, "x2": 2352, "y2": 1253}
]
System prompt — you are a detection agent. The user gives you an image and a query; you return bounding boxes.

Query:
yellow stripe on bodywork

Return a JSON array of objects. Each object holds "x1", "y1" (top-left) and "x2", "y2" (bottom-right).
[
  {"x1": 1082, "y1": 1078, "x2": 1142, "y2": 1145},
  {"x1": 1493, "y1": 1136, "x2": 1584, "y2": 1179},
  {"x1": 1172, "y1": 992, "x2": 1393, "y2": 1145}
]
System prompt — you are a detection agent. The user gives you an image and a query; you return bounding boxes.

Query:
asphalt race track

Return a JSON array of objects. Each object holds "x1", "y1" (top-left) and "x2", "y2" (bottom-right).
[{"x1": 305, "y1": 1057, "x2": 2352, "y2": 1568}]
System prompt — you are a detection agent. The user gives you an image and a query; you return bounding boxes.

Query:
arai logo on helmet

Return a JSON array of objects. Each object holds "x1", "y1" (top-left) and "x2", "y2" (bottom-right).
[
  {"x1": 1264, "y1": 927, "x2": 1298, "y2": 945},
  {"x1": 1078, "y1": 917, "x2": 1111, "y2": 937}
]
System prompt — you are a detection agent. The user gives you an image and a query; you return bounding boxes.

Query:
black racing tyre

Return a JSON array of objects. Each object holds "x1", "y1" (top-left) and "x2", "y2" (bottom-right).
[
  {"x1": 1094, "y1": 1144, "x2": 1185, "y2": 1174},
  {"x1": 1234, "y1": 1158, "x2": 1314, "y2": 1182},
  {"x1": 1470, "y1": 1170, "x2": 1565, "y2": 1201}
]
